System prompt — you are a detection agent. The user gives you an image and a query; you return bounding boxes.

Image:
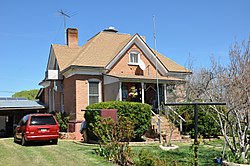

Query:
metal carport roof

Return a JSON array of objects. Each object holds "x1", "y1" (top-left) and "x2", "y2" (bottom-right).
[{"x1": 0, "y1": 97, "x2": 47, "y2": 111}]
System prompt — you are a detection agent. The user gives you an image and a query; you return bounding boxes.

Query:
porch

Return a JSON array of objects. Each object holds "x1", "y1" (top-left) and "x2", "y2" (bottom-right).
[{"x1": 103, "y1": 74, "x2": 185, "y2": 109}]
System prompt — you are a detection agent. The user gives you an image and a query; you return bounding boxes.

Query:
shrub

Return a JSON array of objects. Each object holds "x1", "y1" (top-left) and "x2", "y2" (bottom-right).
[
  {"x1": 85, "y1": 101, "x2": 152, "y2": 140},
  {"x1": 92, "y1": 117, "x2": 134, "y2": 165},
  {"x1": 136, "y1": 149, "x2": 156, "y2": 166},
  {"x1": 54, "y1": 112, "x2": 69, "y2": 132},
  {"x1": 175, "y1": 105, "x2": 221, "y2": 138}
]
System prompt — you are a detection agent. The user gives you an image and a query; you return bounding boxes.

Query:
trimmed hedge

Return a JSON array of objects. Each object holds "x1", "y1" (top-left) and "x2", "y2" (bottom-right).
[{"x1": 85, "y1": 101, "x2": 152, "y2": 140}]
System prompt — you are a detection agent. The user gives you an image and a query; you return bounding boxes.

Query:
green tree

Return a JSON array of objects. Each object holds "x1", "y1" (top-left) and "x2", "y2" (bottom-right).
[
  {"x1": 12, "y1": 89, "x2": 39, "y2": 100},
  {"x1": 186, "y1": 37, "x2": 250, "y2": 163}
]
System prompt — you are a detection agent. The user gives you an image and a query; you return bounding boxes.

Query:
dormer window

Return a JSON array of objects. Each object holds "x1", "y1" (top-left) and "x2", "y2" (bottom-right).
[{"x1": 129, "y1": 51, "x2": 140, "y2": 65}]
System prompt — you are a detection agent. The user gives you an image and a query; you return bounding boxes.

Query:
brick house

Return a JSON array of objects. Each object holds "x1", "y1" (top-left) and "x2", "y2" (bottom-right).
[{"x1": 38, "y1": 27, "x2": 191, "y2": 139}]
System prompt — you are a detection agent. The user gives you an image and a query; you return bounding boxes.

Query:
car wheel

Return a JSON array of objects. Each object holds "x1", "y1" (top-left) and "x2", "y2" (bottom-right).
[
  {"x1": 52, "y1": 139, "x2": 58, "y2": 145},
  {"x1": 21, "y1": 135, "x2": 27, "y2": 146}
]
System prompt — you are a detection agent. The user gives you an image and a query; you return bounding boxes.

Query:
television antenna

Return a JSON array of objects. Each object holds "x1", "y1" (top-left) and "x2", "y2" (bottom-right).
[{"x1": 58, "y1": 9, "x2": 76, "y2": 44}]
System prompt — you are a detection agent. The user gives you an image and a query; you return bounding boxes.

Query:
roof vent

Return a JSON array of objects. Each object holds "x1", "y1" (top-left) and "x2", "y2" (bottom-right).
[{"x1": 103, "y1": 26, "x2": 118, "y2": 33}]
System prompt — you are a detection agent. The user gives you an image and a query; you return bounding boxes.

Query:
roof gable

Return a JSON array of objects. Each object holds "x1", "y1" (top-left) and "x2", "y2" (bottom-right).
[
  {"x1": 51, "y1": 45, "x2": 81, "y2": 71},
  {"x1": 106, "y1": 34, "x2": 168, "y2": 75}
]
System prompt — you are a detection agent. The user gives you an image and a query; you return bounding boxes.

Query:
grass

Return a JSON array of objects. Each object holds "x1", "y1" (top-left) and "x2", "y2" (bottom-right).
[
  {"x1": 0, "y1": 138, "x2": 113, "y2": 166},
  {"x1": 0, "y1": 138, "x2": 224, "y2": 166},
  {"x1": 131, "y1": 139, "x2": 224, "y2": 166}
]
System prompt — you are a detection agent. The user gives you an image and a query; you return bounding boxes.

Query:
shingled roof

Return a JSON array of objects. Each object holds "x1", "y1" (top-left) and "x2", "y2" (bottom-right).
[{"x1": 51, "y1": 30, "x2": 191, "y2": 74}]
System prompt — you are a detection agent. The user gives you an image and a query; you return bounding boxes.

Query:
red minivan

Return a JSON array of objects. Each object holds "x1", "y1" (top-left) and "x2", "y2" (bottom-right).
[{"x1": 14, "y1": 114, "x2": 59, "y2": 146}]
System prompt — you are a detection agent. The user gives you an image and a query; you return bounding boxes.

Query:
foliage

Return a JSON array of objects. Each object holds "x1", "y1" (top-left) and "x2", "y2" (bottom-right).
[
  {"x1": 54, "y1": 112, "x2": 69, "y2": 132},
  {"x1": 92, "y1": 117, "x2": 135, "y2": 165},
  {"x1": 85, "y1": 101, "x2": 152, "y2": 140},
  {"x1": 186, "y1": 37, "x2": 250, "y2": 163},
  {"x1": 174, "y1": 105, "x2": 221, "y2": 138},
  {"x1": 136, "y1": 149, "x2": 157, "y2": 166},
  {"x1": 12, "y1": 89, "x2": 39, "y2": 100},
  {"x1": 225, "y1": 152, "x2": 245, "y2": 164}
]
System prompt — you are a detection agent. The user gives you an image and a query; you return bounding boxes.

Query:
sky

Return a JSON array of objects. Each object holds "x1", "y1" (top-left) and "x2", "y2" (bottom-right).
[{"x1": 1, "y1": 0, "x2": 249, "y2": 97}]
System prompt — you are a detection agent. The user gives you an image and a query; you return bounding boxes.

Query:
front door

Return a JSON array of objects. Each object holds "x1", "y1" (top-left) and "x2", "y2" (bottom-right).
[{"x1": 144, "y1": 83, "x2": 164, "y2": 111}]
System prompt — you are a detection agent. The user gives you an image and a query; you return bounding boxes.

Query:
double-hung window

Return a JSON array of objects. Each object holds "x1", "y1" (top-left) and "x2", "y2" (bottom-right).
[
  {"x1": 89, "y1": 81, "x2": 99, "y2": 105},
  {"x1": 129, "y1": 51, "x2": 140, "y2": 64}
]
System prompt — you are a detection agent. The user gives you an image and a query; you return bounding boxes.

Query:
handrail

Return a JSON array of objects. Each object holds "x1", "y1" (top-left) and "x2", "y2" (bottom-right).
[
  {"x1": 166, "y1": 106, "x2": 186, "y2": 122},
  {"x1": 151, "y1": 110, "x2": 163, "y2": 123}
]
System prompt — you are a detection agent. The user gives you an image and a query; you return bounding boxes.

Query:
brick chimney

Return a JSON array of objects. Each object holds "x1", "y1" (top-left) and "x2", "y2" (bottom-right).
[{"x1": 67, "y1": 28, "x2": 78, "y2": 48}]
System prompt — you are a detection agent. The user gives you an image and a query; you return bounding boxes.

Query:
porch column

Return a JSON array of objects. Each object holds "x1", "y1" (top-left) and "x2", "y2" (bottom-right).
[
  {"x1": 164, "y1": 83, "x2": 167, "y2": 104},
  {"x1": 119, "y1": 82, "x2": 122, "y2": 101},
  {"x1": 141, "y1": 82, "x2": 145, "y2": 103}
]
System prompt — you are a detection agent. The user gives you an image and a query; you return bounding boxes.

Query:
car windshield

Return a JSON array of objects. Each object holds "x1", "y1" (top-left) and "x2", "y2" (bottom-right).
[{"x1": 30, "y1": 116, "x2": 56, "y2": 125}]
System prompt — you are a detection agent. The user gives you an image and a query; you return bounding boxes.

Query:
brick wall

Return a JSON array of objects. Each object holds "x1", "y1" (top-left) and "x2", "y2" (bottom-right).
[
  {"x1": 74, "y1": 75, "x2": 103, "y2": 121},
  {"x1": 64, "y1": 76, "x2": 76, "y2": 120},
  {"x1": 108, "y1": 44, "x2": 162, "y2": 77},
  {"x1": 62, "y1": 74, "x2": 103, "y2": 139}
]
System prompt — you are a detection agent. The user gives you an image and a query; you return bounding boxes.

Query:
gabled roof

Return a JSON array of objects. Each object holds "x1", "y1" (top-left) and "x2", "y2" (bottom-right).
[
  {"x1": 154, "y1": 50, "x2": 191, "y2": 73},
  {"x1": 51, "y1": 30, "x2": 191, "y2": 74},
  {"x1": 52, "y1": 32, "x2": 131, "y2": 72}
]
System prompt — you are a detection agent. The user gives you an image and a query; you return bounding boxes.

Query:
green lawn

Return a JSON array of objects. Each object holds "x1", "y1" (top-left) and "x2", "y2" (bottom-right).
[
  {"x1": 0, "y1": 138, "x2": 224, "y2": 166},
  {"x1": 131, "y1": 139, "x2": 224, "y2": 166},
  {"x1": 0, "y1": 138, "x2": 113, "y2": 166}
]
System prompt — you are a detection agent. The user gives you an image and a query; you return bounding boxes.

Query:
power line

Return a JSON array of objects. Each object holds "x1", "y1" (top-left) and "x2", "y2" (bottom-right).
[{"x1": 0, "y1": 91, "x2": 17, "y2": 93}]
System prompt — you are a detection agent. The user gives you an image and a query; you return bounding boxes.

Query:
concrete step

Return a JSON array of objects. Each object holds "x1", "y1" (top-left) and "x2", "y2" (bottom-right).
[{"x1": 147, "y1": 115, "x2": 183, "y2": 141}]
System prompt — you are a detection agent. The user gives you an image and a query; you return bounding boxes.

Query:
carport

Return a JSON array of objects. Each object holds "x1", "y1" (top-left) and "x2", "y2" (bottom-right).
[{"x1": 0, "y1": 97, "x2": 47, "y2": 137}]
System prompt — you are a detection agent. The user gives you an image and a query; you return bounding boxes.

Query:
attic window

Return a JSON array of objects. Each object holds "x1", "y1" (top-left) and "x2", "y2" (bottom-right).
[{"x1": 129, "y1": 51, "x2": 140, "y2": 65}]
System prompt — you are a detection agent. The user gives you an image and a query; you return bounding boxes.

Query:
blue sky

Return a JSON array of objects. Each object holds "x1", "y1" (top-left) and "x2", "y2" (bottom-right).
[{"x1": 1, "y1": 0, "x2": 249, "y2": 97}]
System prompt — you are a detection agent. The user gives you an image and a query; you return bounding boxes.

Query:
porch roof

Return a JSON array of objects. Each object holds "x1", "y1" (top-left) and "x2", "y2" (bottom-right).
[{"x1": 106, "y1": 74, "x2": 185, "y2": 82}]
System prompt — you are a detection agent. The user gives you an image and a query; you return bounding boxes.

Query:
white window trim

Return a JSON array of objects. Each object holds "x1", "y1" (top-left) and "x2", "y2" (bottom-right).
[
  {"x1": 88, "y1": 79, "x2": 102, "y2": 105},
  {"x1": 128, "y1": 51, "x2": 140, "y2": 65}
]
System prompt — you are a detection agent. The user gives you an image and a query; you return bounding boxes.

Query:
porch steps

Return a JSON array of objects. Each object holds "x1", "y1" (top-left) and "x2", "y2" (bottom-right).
[{"x1": 146, "y1": 115, "x2": 182, "y2": 141}]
